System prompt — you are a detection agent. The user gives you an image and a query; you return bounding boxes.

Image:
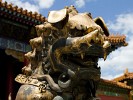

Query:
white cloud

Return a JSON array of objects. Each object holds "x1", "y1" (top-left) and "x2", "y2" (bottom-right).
[
  {"x1": 99, "y1": 13, "x2": 133, "y2": 80},
  {"x1": 74, "y1": 0, "x2": 95, "y2": 8},
  {"x1": 107, "y1": 13, "x2": 133, "y2": 36},
  {"x1": 75, "y1": 0, "x2": 85, "y2": 8},
  {"x1": 3, "y1": 0, "x2": 55, "y2": 13},
  {"x1": 101, "y1": 73, "x2": 123, "y2": 80},
  {"x1": 3, "y1": 0, "x2": 39, "y2": 12},
  {"x1": 37, "y1": 0, "x2": 54, "y2": 9}
]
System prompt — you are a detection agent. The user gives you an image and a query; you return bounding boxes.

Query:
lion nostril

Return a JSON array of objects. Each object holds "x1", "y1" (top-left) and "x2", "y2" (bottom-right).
[{"x1": 90, "y1": 39, "x2": 94, "y2": 44}]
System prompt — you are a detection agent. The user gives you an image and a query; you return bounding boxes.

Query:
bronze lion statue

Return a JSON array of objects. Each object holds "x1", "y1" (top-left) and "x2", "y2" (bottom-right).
[{"x1": 15, "y1": 5, "x2": 110, "y2": 100}]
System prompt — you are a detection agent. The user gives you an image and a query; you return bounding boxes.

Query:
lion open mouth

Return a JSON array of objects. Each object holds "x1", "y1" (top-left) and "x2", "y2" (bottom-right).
[{"x1": 49, "y1": 30, "x2": 109, "y2": 81}]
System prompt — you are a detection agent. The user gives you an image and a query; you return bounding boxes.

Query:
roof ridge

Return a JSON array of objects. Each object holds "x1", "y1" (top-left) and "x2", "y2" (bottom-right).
[
  {"x1": 112, "y1": 69, "x2": 133, "y2": 82},
  {"x1": 104, "y1": 34, "x2": 128, "y2": 46},
  {"x1": 100, "y1": 78, "x2": 131, "y2": 89},
  {"x1": 0, "y1": 0, "x2": 45, "y2": 22}
]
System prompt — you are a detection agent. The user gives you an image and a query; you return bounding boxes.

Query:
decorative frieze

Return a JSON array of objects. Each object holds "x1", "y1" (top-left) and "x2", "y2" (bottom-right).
[{"x1": 0, "y1": 37, "x2": 31, "y2": 52}]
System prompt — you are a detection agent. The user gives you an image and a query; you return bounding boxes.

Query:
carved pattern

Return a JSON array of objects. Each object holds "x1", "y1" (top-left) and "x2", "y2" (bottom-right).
[{"x1": 15, "y1": 6, "x2": 122, "y2": 100}]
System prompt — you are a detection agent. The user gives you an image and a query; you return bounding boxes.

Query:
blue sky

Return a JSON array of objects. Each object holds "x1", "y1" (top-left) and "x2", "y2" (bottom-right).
[{"x1": 3, "y1": 0, "x2": 133, "y2": 80}]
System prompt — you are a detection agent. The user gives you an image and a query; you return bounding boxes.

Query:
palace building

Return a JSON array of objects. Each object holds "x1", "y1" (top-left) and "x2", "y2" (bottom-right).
[
  {"x1": 97, "y1": 69, "x2": 132, "y2": 100},
  {"x1": 0, "y1": 0, "x2": 45, "y2": 99},
  {"x1": 0, "y1": 0, "x2": 132, "y2": 100}
]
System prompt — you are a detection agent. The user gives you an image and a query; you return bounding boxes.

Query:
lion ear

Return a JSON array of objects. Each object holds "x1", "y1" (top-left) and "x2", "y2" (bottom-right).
[
  {"x1": 94, "y1": 17, "x2": 109, "y2": 36},
  {"x1": 48, "y1": 9, "x2": 67, "y2": 24},
  {"x1": 47, "y1": 9, "x2": 69, "y2": 29}
]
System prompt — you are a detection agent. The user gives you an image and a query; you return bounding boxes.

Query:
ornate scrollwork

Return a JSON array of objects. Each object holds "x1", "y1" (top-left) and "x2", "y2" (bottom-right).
[{"x1": 15, "y1": 5, "x2": 111, "y2": 100}]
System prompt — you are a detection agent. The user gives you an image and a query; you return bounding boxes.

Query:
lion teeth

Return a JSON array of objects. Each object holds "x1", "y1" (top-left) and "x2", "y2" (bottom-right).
[
  {"x1": 103, "y1": 41, "x2": 110, "y2": 49},
  {"x1": 104, "y1": 54, "x2": 107, "y2": 61},
  {"x1": 81, "y1": 53, "x2": 84, "y2": 59},
  {"x1": 104, "y1": 49, "x2": 107, "y2": 61}
]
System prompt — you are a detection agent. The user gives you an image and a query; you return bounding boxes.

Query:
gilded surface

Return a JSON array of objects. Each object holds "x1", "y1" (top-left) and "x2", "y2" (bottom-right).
[{"x1": 15, "y1": 5, "x2": 111, "y2": 100}]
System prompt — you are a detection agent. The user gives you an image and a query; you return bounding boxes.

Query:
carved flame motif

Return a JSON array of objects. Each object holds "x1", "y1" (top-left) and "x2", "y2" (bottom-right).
[{"x1": 15, "y1": 5, "x2": 111, "y2": 100}]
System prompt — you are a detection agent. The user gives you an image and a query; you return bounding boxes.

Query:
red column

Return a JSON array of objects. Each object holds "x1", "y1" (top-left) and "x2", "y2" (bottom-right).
[
  {"x1": 99, "y1": 95, "x2": 124, "y2": 100},
  {"x1": 7, "y1": 64, "x2": 13, "y2": 100},
  {"x1": 24, "y1": 56, "x2": 29, "y2": 66}
]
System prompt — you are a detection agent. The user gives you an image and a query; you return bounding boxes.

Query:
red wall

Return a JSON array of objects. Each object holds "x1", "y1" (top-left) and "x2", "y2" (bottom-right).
[{"x1": 99, "y1": 95, "x2": 124, "y2": 100}]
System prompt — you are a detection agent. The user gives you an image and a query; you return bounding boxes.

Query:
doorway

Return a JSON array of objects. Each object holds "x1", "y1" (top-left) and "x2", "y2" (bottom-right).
[{"x1": 0, "y1": 49, "x2": 24, "y2": 100}]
